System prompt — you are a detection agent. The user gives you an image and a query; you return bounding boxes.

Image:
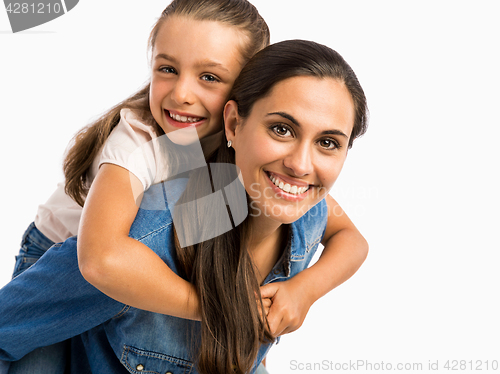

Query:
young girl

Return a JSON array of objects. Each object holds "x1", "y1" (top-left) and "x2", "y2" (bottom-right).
[
  {"x1": 14, "y1": 0, "x2": 270, "y2": 319},
  {"x1": 7, "y1": 0, "x2": 270, "y2": 372}
]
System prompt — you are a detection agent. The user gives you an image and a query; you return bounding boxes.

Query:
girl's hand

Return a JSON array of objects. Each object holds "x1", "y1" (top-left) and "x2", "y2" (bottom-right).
[
  {"x1": 260, "y1": 278, "x2": 314, "y2": 337},
  {"x1": 258, "y1": 297, "x2": 272, "y2": 319}
]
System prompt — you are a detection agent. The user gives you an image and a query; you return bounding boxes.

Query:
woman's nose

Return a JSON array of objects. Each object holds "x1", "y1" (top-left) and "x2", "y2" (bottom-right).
[
  {"x1": 283, "y1": 144, "x2": 313, "y2": 177},
  {"x1": 171, "y1": 76, "x2": 195, "y2": 105}
]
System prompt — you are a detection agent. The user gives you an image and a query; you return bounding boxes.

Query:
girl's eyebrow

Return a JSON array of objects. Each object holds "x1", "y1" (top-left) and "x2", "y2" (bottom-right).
[
  {"x1": 195, "y1": 59, "x2": 230, "y2": 73},
  {"x1": 266, "y1": 111, "x2": 349, "y2": 138},
  {"x1": 154, "y1": 53, "x2": 229, "y2": 72},
  {"x1": 155, "y1": 53, "x2": 175, "y2": 62}
]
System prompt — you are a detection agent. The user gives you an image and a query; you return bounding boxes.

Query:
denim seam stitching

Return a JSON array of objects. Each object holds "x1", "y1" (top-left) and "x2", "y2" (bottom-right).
[
  {"x1": 133, "y1": 221, "x2": 172, "y2": 242},
  {"x1": 306, "y1": 236, "x2": 322, "y2": 253},
  {"x1": 122, "y1": 345, "x2": 194, "y2": 368},
  {"x1": 112, "y1": 305, "x2": 132, "y2": 319}
]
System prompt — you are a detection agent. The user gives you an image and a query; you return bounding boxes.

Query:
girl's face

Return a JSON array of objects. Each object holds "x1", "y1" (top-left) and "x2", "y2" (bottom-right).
[
  {"x1": 150, "y1": 16, "x2": 247, "y2": 139},
  {"x1": 226, "y1": 76, "x2": 355, "y2": 225}
]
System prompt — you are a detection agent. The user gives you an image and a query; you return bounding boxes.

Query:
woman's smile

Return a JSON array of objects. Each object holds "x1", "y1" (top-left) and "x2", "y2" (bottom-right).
[{"x1": 265, "y1": 171, "x2": 310, "y2": 202}]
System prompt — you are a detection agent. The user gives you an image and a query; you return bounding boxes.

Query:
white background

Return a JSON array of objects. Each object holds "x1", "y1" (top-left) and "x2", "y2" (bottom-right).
[{"x1": 1, "y1": 1, "x2": 499, "y2": 373}]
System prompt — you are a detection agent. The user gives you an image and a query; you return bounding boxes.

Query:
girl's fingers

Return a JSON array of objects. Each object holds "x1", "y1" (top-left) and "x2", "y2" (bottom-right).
[
  {"x1": 262, "y1": 298, "x2": 272, "y2": 316},
  {"x1": 258, "y1": 297, "x2": 272, "y2": 318},
  {"x1": 260, "y1": 283, "x2": 278, "y2": 300}
]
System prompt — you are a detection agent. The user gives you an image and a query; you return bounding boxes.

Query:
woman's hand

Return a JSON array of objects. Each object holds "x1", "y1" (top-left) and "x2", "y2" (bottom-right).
[{"x1": 260, "y1": 277, "x2": 315, "y2": 337}]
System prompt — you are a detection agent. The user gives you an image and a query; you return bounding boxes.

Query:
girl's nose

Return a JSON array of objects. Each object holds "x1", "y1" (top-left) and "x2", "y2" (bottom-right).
[
  {"x1": 171, "y1": 76, "x2": 195, "y2": 105},
  {"x1": 283, "y1": 144, "x2": 313, "y2": 177}
]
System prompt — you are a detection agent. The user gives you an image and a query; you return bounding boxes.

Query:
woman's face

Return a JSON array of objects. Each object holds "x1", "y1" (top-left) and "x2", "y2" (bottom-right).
[{"x1": 226, "y1": 76, "x2": 355, "y2": 225}]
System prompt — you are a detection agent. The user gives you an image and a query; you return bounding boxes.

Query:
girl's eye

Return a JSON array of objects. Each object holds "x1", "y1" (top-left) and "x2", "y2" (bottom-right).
[
  {"x1": 159, "y1": 66, "x2": 177, "y2": 74},
  {"x1": 318, "y1": 138, "x2": 340, "y2": 150},
  {"x1": 271, "y1": 124, "x2": 292, "y2": 137},
  {"x1": 201, "y1": 74, "x2": 219, "y2": 83}
]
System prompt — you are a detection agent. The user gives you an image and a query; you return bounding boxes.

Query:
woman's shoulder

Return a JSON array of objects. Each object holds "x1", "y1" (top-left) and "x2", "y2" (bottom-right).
[
  {"x1": 288, "y1": 198, "x2": 328, "y2": 259},
  {"x1": 295, "y1": 198, "x2": 328, "y2": 229}
]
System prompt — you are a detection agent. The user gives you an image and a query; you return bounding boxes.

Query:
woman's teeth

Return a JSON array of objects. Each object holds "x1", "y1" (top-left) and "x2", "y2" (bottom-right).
[
  {"x1": 269, "y1": 174, "x2": 309, "y2": 195},
  {"x1": 169, "y1": 112, "x2": 202, "y2": 123}
]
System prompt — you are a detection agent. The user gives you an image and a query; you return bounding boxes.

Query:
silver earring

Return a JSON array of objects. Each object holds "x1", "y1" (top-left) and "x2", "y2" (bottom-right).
[{"x1": 227, "y1": 140, "x2": 232, "y2": 148}]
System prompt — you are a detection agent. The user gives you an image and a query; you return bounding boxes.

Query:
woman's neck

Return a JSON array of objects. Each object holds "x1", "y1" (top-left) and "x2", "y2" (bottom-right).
[{"x1": 246, "y1": 215, "x2": 285, "y2": 284}]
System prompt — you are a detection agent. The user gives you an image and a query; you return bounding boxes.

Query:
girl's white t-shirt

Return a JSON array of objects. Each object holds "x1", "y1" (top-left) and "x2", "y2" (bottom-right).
[{"x1": 34, "y1": 108, "x2": 168, "y2": 243}]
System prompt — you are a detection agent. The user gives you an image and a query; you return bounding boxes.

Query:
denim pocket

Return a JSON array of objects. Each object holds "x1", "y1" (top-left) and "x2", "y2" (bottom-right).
[
  {"x1": 121, "y1": 345, "x2": 194, "y2": 374},
  {"x1": 12, "y1": 255, "x2": 39, "y2": 278},
  {"x1": 12, "y1": 223, "x2": 55, "y2": 278}
]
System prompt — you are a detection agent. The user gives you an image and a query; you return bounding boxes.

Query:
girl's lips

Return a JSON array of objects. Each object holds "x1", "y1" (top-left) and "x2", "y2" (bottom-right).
[
  {"x1": 264, "y1": 171, "x2": 310, "y2": 202},
  {"x1": 164, "y1": 109, "x2": 206, "y2": 128}
]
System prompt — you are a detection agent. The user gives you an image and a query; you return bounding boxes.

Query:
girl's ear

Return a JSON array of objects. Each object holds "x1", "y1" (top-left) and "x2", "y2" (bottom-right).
[{"x1": 223, "y1": 100, "x2": 240, "y2": 141}]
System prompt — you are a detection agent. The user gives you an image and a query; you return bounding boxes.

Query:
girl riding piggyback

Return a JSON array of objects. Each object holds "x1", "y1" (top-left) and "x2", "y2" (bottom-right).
[
  {"x1": 8, "y1": 1, "x2": 269, "y2": 372},
  {"x1": 14, "y1": 0, "x2": 270, "y2": 319}
]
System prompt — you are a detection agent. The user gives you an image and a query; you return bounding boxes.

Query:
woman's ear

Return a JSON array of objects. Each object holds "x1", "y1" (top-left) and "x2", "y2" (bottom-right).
[{"x1": 223, "y1": 100, "x2": 240, "y2": 141}]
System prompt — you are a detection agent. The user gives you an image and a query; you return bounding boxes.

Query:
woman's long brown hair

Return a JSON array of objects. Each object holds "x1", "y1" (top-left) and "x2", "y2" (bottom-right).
[
  {"x1": 63, "y1": 0, "x2": 270, "y2": 207},
  {"x1": 174, "y1": 40, "x2": 369, "y2": 373}
]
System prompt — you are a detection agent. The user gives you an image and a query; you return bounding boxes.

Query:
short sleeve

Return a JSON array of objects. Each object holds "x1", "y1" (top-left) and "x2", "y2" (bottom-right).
[{"x1": 99, "y1": 109, "x2": 160, "y2": 191}]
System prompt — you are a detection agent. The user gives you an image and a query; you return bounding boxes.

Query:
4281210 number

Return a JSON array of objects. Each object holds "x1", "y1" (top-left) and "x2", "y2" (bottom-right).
[
  {"x1": 444, "y1": 360, "x2": 499, "y2": 371},
  {"x1": 5, "y1": 2, "x2": 63, "y2": 14}
]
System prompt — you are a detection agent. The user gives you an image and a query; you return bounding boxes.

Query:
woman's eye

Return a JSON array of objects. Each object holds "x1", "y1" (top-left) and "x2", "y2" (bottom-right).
[
  {"x1": 201, "y1": 74, "x2": 219, "y2": 83},
  {"x1": 319, "y1": 138, "x2": 339, "y2": 150},
  {"x1": 272, "y1": 124, "x2": 292, "y2": 137}
]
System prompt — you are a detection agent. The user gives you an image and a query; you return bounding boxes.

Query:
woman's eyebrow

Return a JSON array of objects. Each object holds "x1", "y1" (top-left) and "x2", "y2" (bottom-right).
[
  {"x1": 322, "y1": 129, "x2": 349, "y2": 138},
  {"x1": 267, "y1": 111, "x2": 299, "y2": 126},
  {"x1": 266, "y1": 111, "x2": 349, "y2": 138}
]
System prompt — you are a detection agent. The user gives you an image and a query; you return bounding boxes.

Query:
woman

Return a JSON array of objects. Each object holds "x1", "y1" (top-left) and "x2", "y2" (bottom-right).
[{"x1": 0, "y1": 39, "x2": 368, "y2": 374}]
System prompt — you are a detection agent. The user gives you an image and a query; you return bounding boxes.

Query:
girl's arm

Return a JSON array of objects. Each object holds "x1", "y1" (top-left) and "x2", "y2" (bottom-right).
[
  {"x1": 78, "y1": 163, "x2": 200, "y2": 320},
  {"x1": 261, "y1": 194, "x2": 368, "y2": 336}
]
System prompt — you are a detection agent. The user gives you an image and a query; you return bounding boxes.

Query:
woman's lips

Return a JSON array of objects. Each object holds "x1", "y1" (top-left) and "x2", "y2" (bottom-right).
[{"x1": 265, "y1": 171, "x2": 311, "y2": 202}]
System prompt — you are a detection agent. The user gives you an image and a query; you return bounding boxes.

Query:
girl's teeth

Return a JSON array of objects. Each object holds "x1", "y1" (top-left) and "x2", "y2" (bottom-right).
[
  {"x1": 269, "y1": 173, "x2": 309, "y2": 195},
  {"x1": 169, "y1": 112, "x2": 201, "y2": 123}
]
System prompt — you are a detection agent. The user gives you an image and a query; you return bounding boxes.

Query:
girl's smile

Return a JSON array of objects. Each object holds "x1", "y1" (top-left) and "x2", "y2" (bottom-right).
[{"x1": 164, "y1": 109, "x2": 206, "y2": 129}]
